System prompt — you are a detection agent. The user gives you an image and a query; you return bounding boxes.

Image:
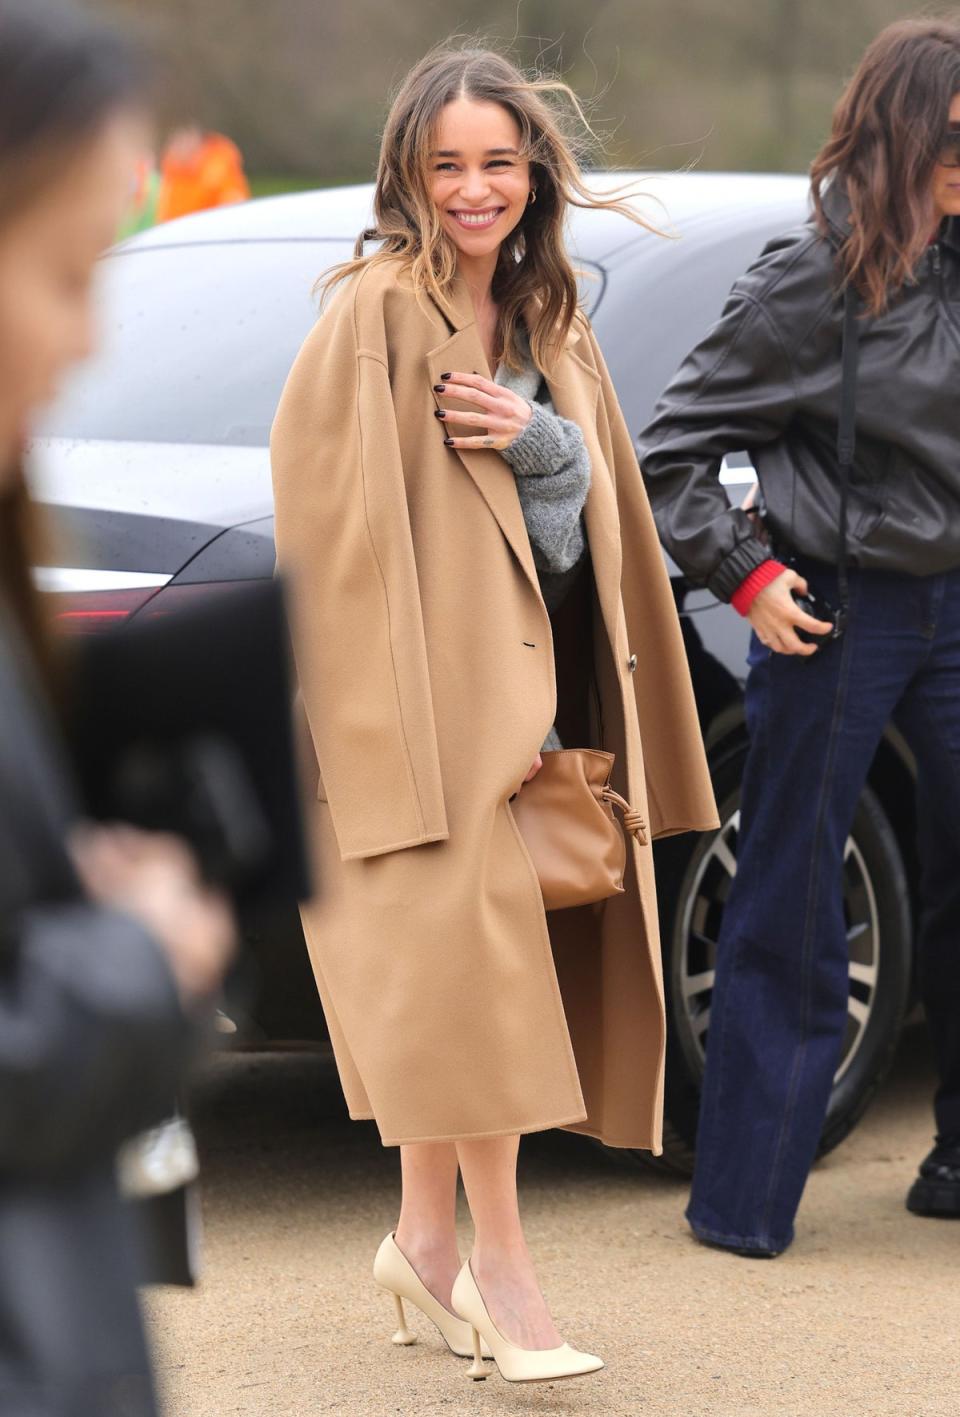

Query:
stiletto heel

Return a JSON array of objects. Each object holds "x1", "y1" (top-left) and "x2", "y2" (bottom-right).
[
  {"x1": 391, "y1": 1292, "x2": 416, "y2": 1346},
  {"x1": 451, "y1": 1258, "x2": 604, "y2": 1384},
  {"x1": 373, "y1": 1233, "x2": 492, "y2": 1361},
  {"x1": 467, "y1": 1326, "x2": 487, "y2": 1381}
]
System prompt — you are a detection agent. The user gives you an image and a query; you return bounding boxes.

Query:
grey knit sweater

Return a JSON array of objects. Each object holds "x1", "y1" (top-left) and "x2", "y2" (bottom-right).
[
  {"x1": 495, "y1": 342, "x2": 590, "y2": 599},
  {"x1": 495, "y1": 335, "x2": 591, "y2": 749}
]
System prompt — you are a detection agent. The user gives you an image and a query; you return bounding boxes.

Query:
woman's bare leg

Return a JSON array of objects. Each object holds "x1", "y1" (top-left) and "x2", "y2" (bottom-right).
[
  {"x1": 456, "y1": 1134, "x2": 563, "y2": 1349},
  {"x1": 393, "y1": 1142, "x2": 462, "y2": 1310}
]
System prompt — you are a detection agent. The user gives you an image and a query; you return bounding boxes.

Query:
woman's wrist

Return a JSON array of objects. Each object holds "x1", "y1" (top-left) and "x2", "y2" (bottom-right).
[
  {"x1": 730, "y1": 559, "x2": 787, "y2": 616},
  {"x1": 500, "y1": 400, "x2": 576, "y2": 477}
]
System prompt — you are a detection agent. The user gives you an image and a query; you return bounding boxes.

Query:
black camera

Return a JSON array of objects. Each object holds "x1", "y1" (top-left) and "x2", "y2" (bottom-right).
[{"x1": 791, "y1": 586, "x2": 845, "y2": 647}]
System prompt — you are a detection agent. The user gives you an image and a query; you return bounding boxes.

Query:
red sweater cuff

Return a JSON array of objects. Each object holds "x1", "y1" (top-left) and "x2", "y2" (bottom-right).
[{"x1": 730, "y1": 559, "x2": 787, "y2": 616}]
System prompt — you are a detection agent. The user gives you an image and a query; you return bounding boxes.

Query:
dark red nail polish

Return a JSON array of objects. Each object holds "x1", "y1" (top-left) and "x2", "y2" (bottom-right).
[
  {"x1": 434, "y1": 409, "x2": 446, "y2": 419},
  {"x1": 433, "y1": 384, "x2": 446, "y2": 393},
  {"x1": 440, "y1": 371, "x2": 452, "y2": 380},
  {"x1": 443, "y1": 437, "x2": 454, "y2": 446}
]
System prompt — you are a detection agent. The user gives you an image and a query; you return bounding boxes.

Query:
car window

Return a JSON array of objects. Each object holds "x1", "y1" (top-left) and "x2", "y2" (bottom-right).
[{"x1": 43, "y1": 240, "x2": 354, "y2": 448}]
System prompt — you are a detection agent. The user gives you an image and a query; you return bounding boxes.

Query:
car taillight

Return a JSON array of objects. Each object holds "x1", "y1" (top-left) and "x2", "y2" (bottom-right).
[
  {"x1": 44, "y1": 576, "x2": 261, "y2": 636},
  {"x1": 49, "y1": 587, "x2": 163, "y2": 634}
]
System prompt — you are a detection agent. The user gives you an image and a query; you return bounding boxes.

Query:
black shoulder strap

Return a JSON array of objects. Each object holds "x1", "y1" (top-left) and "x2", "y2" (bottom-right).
[{"x1": 836, "y1": 284, "x2": 862, "y2": 626}]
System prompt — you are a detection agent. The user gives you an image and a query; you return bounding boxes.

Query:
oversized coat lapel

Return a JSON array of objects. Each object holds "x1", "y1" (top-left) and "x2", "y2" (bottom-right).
[
  {"x1": 425, "y1": 279, "x2": 541, "y2": 596},
  {"x1": 425, "y1": 280, "x2": 624, "y2": 624},
  {"x1": 543, "y1": 335, "x2": 625, "y2": 652}
]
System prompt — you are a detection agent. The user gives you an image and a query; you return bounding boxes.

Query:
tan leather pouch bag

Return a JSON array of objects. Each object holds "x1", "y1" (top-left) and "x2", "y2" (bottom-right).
[{"x1": 510, "y1": 749, "x2": 647, "y2": 911}]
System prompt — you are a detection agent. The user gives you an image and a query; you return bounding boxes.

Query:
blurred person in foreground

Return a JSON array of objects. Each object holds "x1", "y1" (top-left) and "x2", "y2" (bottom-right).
[
  {"x1": 156, "y1": 125, "x2": 250, "y2": 224},
  {"x1": 0, "y1": 3, "x2": 234, "y2": 1414}
]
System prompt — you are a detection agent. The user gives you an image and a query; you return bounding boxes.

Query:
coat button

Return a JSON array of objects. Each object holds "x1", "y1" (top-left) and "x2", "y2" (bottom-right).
[{"x1": 627, "y1": 653, "x2": 638, "y2": 672}]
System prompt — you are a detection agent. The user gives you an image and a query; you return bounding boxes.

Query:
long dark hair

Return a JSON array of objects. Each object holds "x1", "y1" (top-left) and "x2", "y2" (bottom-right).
[
  {"x1": 0, "y1": 0, "x2": 145, "y2": 678},
  {"x1": 810, "y1": 16, "x2": 960, "y2": 315}
]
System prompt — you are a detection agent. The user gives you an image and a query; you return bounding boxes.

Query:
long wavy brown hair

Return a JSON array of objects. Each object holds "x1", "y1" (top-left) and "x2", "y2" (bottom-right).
[
  {"x1": 321, "y1": 41, "x2": 665, "y2": 373},
  {"x1": 0, "y1": 0, "x2": 145, "y2": 685},
  {"x1": 810, "y1": 16, "x2": 960, "y2": 315}
]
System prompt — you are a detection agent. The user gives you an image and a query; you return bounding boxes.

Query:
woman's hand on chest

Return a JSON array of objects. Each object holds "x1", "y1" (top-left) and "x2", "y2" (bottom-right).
[{"x1": 432, "y1": 371, "x2": 533, "y2": 452}]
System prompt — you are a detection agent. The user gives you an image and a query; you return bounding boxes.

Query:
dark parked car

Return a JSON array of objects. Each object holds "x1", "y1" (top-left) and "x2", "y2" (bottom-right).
[{"x1": 34, "y1": 172, "x2": 916, "y2": 1172}]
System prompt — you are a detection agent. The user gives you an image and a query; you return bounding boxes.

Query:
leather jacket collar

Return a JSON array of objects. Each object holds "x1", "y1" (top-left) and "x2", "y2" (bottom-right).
[{"x1": 819, "y1": 176, "x2": 960, "y2": 256}]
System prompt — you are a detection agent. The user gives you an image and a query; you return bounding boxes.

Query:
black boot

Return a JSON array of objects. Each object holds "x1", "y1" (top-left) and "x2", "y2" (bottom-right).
[{"x1": 906, "y1": 1135, "x2": 960, "y2": 1217}]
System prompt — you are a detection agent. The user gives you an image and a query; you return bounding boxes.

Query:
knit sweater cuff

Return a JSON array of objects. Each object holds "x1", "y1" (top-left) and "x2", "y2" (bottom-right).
[
  {"x1": 500, "y1": 401, "x2": 569, "y2": 478},
  {"x1": 730, "y1": 559, "x2": 787, "y2": 616}
]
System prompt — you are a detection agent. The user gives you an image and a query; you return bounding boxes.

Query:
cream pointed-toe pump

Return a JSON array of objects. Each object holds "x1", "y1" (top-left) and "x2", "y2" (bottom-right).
[
  {"x1": 451, "y1": 1258, "x2": 604, "y2": 1384},
  {"x1": 373, "y1": 1233, "x2": 492, "y2": 1360}
]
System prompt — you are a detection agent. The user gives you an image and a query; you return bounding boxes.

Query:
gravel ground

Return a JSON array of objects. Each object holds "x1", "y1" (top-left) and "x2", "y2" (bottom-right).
[{"x1": 144, "y1": 1027, "x2": 957, "y2": 1417}]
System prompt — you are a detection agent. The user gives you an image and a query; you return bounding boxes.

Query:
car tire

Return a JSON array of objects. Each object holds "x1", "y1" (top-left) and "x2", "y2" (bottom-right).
[{"x1": 614, "y1": 745, "x2": 913, "y2": 1177}]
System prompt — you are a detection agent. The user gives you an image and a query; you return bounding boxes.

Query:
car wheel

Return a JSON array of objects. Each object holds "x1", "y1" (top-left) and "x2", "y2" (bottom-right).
[{"x1": 617, "y1": 746, "x2": 913, "y2": 1177}]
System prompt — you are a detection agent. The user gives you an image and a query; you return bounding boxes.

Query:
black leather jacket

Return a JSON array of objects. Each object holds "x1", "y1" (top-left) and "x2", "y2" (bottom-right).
[{"x1": 637, "y1": 183, "x2": 960, "y2": 600}]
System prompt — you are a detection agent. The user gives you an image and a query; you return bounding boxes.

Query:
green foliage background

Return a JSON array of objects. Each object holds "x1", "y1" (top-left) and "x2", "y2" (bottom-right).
[{"x1": 86, "y1": 1, "x2": 956, "y2": 184}]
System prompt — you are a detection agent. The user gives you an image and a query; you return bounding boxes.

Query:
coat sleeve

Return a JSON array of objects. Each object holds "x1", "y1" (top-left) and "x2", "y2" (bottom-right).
[
  {"x1": 0, "y1": 902, "x2": 191, "y2": 1175},
  {"x1": 270, "y1": 279, "x2": 448, "y2": 861},
  {"x1": 585, "y1": 323, "x2": 719, "y2": 840},
  {"x1": 635, "y1": 242, "x2": 805, "y2": 601}
]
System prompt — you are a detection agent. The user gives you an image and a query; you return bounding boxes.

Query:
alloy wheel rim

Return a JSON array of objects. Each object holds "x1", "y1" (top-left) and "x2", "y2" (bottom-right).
[{"x1": 674, "y1": 808, "x2": 881, "y2": 1086}]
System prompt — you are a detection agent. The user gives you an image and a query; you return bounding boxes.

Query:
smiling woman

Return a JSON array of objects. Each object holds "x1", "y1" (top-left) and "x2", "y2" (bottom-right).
[
  {"x1": 429, "y1": 110, "x2": 531, "y2": 247},
  {"x1": 320, "y1": 44, "x2": 664, "y2": 373},
  {"x1": 272, "y1": 38, "x2": 716, "y2": 1390}
]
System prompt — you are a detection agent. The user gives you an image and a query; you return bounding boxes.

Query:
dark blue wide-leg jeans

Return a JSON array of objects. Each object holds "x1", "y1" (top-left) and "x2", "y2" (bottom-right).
[{"x1": 686, "y1": 553, "x2": 960, "y2": 1255}]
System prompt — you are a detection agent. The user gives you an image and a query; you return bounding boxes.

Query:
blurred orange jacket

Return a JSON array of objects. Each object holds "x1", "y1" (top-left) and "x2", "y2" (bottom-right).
[{"x1": 157, "y1": 132, "x2": 251, "y2": 223}]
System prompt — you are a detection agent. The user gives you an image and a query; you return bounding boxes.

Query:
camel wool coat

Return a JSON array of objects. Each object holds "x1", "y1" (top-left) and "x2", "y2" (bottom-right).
[{"x1": 270, "y1": 258, "x2": 718, "y2": 1151}]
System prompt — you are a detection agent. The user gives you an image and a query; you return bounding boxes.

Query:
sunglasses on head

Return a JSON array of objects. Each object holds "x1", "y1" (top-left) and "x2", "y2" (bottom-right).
[{"x1": 939, "y1": 129, "x2": 960, "y2": 167}]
